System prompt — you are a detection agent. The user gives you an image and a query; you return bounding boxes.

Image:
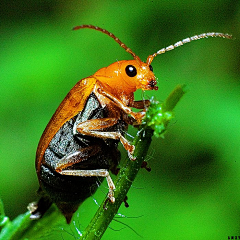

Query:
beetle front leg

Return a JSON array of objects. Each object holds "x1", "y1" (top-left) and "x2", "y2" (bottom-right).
[
  {"x1": 59, "y1": 169, "x2": 116, "y2": 203},
  {"x1": 131, "y1": 100, "x2": 150, "y2": 125},
  {"x1": 97, "y1": 88, "x2": 144, "y2": 123},
  {"x1": 131, "y1": 100, "x2": 150, "y2": 109}
]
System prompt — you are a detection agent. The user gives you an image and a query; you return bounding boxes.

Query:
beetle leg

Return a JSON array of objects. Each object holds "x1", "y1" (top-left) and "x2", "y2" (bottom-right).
[
  {"x1": 130, "y1": 100, "x2": 150, "y2": 124},
  {"x1": 76, "y1": 118, "x2": 136, "y2": 160},
  {"x1": 123, "y1": 196, "x2": 129, "y2": 208},
  {"x1": 59, "y1": 169, "x2": 115, "y2": 203},
  {"x1": 28, "y1": 190, "x2": 52, "y2": 220},
  {"x1": 54, "y1": 145, "x2": 101, "y2": 171},
  {"x1": 131, "y1": 100, "x2": 150, "y2": 109},
  {"x1": 76, "y1": 118, "x2": 118, "y2": 131},
  {"x1": 97, "y1": 88, "x2": 143, "y2": 123},
  {"x1": 141, "y1": 161, "x2": 151, "y2": 172}
]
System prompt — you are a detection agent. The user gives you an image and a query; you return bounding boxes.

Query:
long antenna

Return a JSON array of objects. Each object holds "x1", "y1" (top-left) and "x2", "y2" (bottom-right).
[
  {"x1": 73, "y1": 25, "x2": 137, "y2": 59},
  {"x1": 146, "y1": 32, "x2": 232, "y2": 65}
]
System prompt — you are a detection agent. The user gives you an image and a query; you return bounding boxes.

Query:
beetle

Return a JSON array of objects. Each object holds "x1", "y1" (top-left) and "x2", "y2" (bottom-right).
[{"x1": 29, "y1": 25, "x2": 231, "y2": 223}]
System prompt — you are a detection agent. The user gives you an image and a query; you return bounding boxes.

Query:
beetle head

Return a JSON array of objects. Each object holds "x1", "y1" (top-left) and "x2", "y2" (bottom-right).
[
  {"x1": 94, "y1": 58, "x2": 158, "y2": 97},
  {"x1": 114, "y1": 58, "x2": 158, "y2": 91}
]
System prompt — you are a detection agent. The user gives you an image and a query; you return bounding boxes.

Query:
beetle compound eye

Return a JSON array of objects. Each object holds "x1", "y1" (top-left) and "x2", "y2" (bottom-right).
[
  {"x1": 125, "y1": 65, "x2": 137, "y2": 77},
  {"x1": 149, "y1": 65, "x2": 153, "y2": 72}
]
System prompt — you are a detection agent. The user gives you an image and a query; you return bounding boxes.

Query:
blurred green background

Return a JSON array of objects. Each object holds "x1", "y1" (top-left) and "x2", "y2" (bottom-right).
[{"x1": 1, "y1": 1, "x2": 240, "y2": 239}]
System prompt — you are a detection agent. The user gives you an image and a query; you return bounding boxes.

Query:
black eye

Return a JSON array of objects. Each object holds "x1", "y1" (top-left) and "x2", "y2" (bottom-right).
[
  {"x1": 125, "y1": 65, "x2": 137, "y2": 77},
  {"x1": 149, "y1": 65, "x2": 153, "y2": 72}
]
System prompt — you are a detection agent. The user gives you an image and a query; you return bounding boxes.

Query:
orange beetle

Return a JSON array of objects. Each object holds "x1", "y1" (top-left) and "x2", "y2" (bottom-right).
[{"x1": 29, "y1": 25, "x2": 231, "y2": 223}]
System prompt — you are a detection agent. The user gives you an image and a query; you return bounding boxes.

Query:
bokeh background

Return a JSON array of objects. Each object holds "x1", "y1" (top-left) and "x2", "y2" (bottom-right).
[{"x1": 1, "y1": 1, "x2": 240, "y2": 239}]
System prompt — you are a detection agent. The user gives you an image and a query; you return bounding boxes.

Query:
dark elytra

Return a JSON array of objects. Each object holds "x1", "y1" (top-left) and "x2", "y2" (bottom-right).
[{"x1": 34, "y1": 93, "x2": 125, "y2": 223}]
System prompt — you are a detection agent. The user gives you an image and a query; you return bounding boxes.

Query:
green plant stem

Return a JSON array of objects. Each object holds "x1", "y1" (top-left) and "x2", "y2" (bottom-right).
[
  {"x1": 80, "y1": 84, "x2": 185, "y2": 239},
  {"x1": 80, "y1": 128, "x2": 154, "y2": 239}
]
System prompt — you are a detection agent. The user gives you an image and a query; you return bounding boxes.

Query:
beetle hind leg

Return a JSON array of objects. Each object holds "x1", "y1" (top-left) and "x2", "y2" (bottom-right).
[{"x1": 59, "y1": 169, "x2": 116, "y2": 203}]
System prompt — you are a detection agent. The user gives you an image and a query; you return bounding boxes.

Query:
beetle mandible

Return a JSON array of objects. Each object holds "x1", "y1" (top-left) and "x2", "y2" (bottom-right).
[{"x1": 29, "y1": 25, "x2": 231, "y2": 223}]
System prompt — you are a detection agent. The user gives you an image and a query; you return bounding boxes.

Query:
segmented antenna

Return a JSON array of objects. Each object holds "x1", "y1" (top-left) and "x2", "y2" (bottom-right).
[
  {"x1": 73, "y1": 25, "x2": 137, "y2": 59},
  {"x1": 146, "y1": 32, "x2": 232, "y2": 65}
]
